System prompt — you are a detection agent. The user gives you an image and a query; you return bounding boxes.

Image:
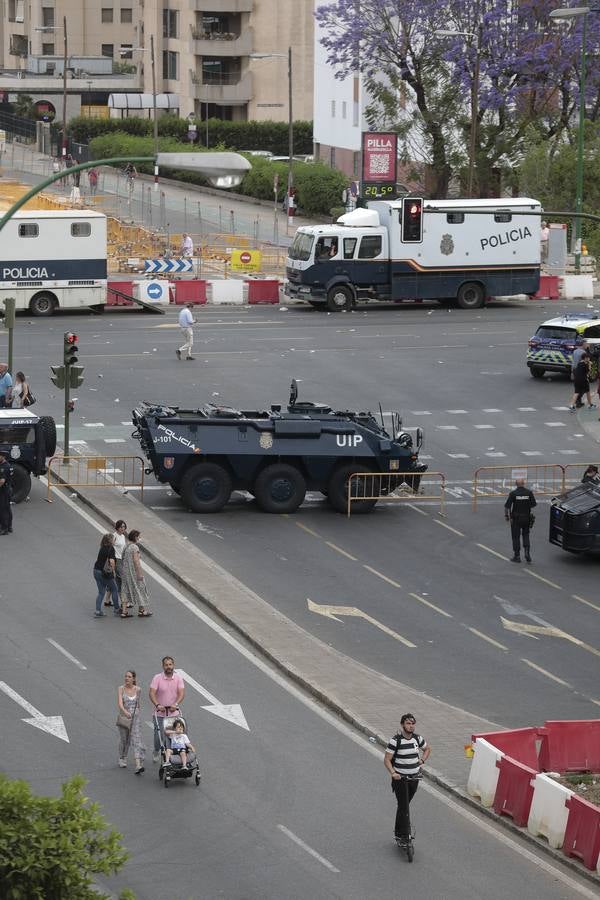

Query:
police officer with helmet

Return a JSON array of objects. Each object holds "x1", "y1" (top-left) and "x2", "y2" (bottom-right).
[
  {"x1": 504, "y1": 478, "x2": 536, "y2": 563},
  {"x1": 0, "y1": 450, "x2": 13, "y2": 534}
]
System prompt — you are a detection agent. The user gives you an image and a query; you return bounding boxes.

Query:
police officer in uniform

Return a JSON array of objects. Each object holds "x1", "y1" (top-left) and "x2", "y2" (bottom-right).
[
  {"x1": 504, "y1": 478, "x2": 536, "y2": 563},
  {"x1": 0, "y1": 451, "x2": 13, "y2": 535}
]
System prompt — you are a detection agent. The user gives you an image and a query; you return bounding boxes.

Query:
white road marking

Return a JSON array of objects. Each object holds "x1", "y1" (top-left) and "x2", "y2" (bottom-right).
[
  {"x1": 325, "y1": 541, "x2": 358, "y2": 561},
  {"x1": 446, "y1": 409, "x2": 468, "y2": 414},
  {"x1": 405, "y1": 502, "x2": 429, "y2": 515},
  {"x1": 521, "y1": 659, "x2": 571, "y2": 688},
  {"x1": 448, "y1": 453, "x2": 469, "y2": 458},
  {"x1": 47, "y1": 638, "x2": 87, "y2": 670},
  {"x1": 482, "y1": 408, "x2": 502, "y2": 412},
  {"x1": 0, "y1": 680, "x2": 69, "y2": 743},
  {"x1": 558, "y1": 450, "x2": 580, "y2": 455},
  {"x1": 517, "y1": 407, "x2": 536, "y2": 412},
  {"x1": 104, "y1": 438, "x2": 126, "y2": 444},
  {"x1": 476, "y1": 543, "x2": 510, "y2": 562},
  {"x1": 409, "y1": 592, "x2": 452, "y2": 618},
  {"x1": 44, "y1": 486, "x2": 596, "y2": 895},
  {"x1": 83, "y1": 422, "x2": 105, "y2": 427},
  {"x1": 572, "y1": 593, "x2": 600, "y2": 613},
  {"x1": 474, "y1": 424, "x2": 495, "y2": 429},
  {"x1": 410, "y1": 410, "x2": 432, "y2": 415},
  {"x1": 552, "y1": 406, "x2": 570, "y2": 411},
  {"x1": 545, "y1": 422, "x2": 566, "y2": 427},
  {"x1": 486, "y1": 452, "x2": 506, "y2": 458},
  {"x1": 362, "y1": 565, "x2": 402, "y2": 589},
  {"x1": 121, "y1": 421, "x2": 131, "y2": 425},
  {"x1": 437, "y1": 425, "x2": 459, "y2": 430},
  {"x1": 176, "y1": 668, "x2": 249, "y2": 730},
  {"x1": 509, "y1": 424, "x2": 528, "y2": 428},
  {"x1": 277, "y1": 825, "x2": 340, "y2": 873},
  {"x1": 521, "y1": 451, "x2": 543, "y2": 456},
  {"x1": 419, "y1": 454, "x2": 434, "y2": 460},
  {"x1": 433, "y1": 519, "x2": 464, "y2": 537},
  {"x1": 466, "y1": 627, "x2": 509, "y2": 651}
]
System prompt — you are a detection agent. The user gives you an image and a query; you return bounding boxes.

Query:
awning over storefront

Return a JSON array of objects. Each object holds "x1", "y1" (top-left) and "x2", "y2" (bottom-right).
[{"x1": 108, "y1": 93, "x2": 179, "y2": 110}]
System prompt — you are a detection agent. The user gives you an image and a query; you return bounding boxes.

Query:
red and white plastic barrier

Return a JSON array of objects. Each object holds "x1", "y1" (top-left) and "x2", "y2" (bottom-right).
[
  {"x1": 466, "y1": 738, "x2": 504, "y2": 807},
  {"x1": 527, "y1": 773, "x2": 571, "y2": 849}
]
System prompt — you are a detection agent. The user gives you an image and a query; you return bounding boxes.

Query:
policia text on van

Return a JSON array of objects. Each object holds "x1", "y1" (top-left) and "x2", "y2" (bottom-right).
[{"x1": 285, "y1": 198, "x2": 541, "y2": 311}]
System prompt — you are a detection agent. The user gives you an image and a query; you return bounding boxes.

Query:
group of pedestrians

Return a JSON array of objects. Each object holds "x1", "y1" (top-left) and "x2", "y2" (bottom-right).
[
  {"x1": 93, "y1": 520, "x2": 153, "y2": 618},
  {"x1": 0, "y1": 363, "x2": 34, "y2": 409}
]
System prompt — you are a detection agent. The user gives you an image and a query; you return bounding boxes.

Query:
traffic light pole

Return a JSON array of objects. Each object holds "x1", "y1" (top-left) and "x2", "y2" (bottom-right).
[{"x1": 63, "y1": 370, "x2": 71, "y2": 458}]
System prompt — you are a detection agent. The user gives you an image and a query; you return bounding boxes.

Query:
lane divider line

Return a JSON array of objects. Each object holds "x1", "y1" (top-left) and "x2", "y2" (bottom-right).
[
  {"x1": 433, "y1": 519, "x2": 465, "y2": 537},
  {"x1": 465, "y1": 627, "x2": 508, "y2": 652},
  {"x1": 524, "y1": 570, "x2": 562, "y2": 591},
  {"x1": 362, "y1": 565, "x2": 401, "y2": 589},
  {"x1": 521, "y1": 659, "x2": 571, "y2": 688},
  {"x1": 295, "y1": 522, "x2": 321, "y2": 539},
  {"x1": 476, "y1": 543, "x2": 510, "y2": 562},
  {"x1": 46, "y1": 638, "x2": 87, "y2": 671},
  {"x1": 277, "y1": 824, "x2": 340, "y2": 874},
  {"x1": 572, "y1": 593, "x2": 600, "y2": 614},
  {"x1": 409, "y1": 592, "x2": 452, "y2": 619},
  {"x1": 405, "y1": 502, "x2": 429, "y2": 516},
  {"x1": 325, "y1": 541, "x2": 358, "y2": 561}
]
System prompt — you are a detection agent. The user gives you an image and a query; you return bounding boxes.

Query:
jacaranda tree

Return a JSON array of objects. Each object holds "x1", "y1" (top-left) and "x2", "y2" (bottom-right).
[{"x1": 315, "y1": 0, "x2": 600, "y2": 197}]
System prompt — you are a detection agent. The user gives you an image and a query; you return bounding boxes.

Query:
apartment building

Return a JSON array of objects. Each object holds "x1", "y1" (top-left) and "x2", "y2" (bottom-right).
[{"x1": 0, "y1": 0, "x2": 314, "y2": 123}]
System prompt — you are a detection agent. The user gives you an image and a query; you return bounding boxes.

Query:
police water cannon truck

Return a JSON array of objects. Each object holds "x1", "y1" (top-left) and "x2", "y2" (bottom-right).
[
  {"x1": 131, "y1": 380, "x2": 427, "y2": 514},
  {"x1": 285, "y1": 197, "x2": 541, "y2": 311}
]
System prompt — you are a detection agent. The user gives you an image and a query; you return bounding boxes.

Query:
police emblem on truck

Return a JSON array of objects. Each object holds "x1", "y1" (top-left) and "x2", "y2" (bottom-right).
[{"x1": 440, "y1": 234, "x2": 454, "y2": 256}]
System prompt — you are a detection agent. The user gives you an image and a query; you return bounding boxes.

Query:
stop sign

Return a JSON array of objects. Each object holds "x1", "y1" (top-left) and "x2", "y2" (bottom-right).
[{"x1": 240, "y1": 251, "x2": 252, "y2": 264}]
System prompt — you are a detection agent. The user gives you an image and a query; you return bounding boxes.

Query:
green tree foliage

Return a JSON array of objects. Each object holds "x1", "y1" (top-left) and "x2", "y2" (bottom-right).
[
  {"x1": 69, "y1": 116, "x2": 313, "y2": 155},
  {"x1": 0, "y1": 773, "x2": 129, "y2": 900}
]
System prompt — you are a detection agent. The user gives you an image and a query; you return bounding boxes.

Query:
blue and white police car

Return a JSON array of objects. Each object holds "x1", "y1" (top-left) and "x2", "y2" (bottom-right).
[{"x1": 526, "y1": 313, "x2": 600, "y2": 378}]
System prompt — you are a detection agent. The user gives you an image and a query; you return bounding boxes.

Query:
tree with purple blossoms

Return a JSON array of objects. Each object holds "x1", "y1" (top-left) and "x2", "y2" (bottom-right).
[{"x1": 316, "y1": 1, "x2": 600, "y2": 198}]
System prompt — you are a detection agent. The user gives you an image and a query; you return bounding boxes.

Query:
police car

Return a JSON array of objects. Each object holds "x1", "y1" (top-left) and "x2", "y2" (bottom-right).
[{"x1": 526, "y1": 314, "x2": 600, "y2": 378}]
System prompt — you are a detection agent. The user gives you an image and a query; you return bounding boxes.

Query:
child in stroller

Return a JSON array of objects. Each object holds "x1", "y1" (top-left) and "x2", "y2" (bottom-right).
[{"x1": 156, "y1": 711, "x2": 201, "y2": 787}]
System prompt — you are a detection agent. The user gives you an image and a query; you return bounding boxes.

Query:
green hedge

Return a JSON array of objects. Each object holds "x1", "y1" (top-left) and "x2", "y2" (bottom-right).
[
  {"x1": 71, "y1": 116, "x2": 313, "y2": 155},
  {"x1": 89, "y1": 132, "x2": 347, "y2": 216}
]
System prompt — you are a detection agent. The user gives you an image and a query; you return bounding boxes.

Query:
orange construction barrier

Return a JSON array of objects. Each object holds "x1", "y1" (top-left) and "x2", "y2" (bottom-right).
[{"x1": 493, "y1": 756, "x2": 537, "y2": 827}]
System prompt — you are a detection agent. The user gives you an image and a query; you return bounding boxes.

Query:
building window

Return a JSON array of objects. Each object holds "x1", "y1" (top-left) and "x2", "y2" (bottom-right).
[
  {"x1": 101, "y1": 8, "x2": 114, "y2": 24},
  {"x1": 331, "y1": 100, "x2": 335, "y2": 117},
  {"x1": 42, "y1": 43, "x2": 55, "y2": 56},
  {"x1": 120, "y1": 44, "x2": 133, "y2": 60},
  {"x1": 163, "y1": 9, "x2": 179, "y2": 39},
  {"x1": 8, "y1": 0, "x2": 24, "y2": 22},
  {"x1": 162, "y1": 50, "x2": 179, "y2": 81},
  {"x1": 71, "y1": 222, "x2": 91, "y2": 237},
  {"x1": 202, "y1": 58, "x2": 240, "y2": 84},
  {"x1": 42, "y1": 7, "x2": 55, "y2": 27},
  {"x1": 121, "y1": 7, "x2": 133, "y2": 24},
  {"x1": 101, "y1": 44, "x2": 114, "y2": 58},
  {"x1": 18, "y1": 223, "x2": 39, "y2": 237},
  {"x1": 342, "y1": 101, "x2": 347, "y2": 119}
]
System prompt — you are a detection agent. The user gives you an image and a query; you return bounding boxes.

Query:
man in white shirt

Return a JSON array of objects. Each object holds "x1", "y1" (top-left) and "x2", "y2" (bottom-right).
[
  {"x1": 176, "y1": 303, "x2": 195, "y2": 360},
  {"x1": 180, "y1": 233, "x2": 194, "y2": 257},
  {"x1": 540, "y1": 221, "x2": 549, "y2": 263}
]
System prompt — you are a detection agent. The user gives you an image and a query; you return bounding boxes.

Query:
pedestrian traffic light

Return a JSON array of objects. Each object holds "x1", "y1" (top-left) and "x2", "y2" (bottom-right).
[
  {"x1": 69, "y1": 365, "x2": 85, "y2": 389},
  {"x1": 401, "y1": 197, "x2": 423, "y2": 243},
  {"x1": 1, "y1": 298, "x2": 16, "y2": 330},
  {"x1": 50, "y1": 365, "x2": 66, "y2": 389},
  {"x1": 64, "y1": 332, "x2": 78, "y2": 366}
]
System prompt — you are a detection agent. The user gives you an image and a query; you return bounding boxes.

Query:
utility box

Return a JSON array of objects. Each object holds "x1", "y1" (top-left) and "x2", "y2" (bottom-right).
[{"x1": 547, "y1": 223, "x2": 568, "y2": 275}]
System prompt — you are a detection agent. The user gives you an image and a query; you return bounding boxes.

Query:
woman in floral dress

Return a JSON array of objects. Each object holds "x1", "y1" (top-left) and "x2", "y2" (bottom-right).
[
  {"x1": 120, "y1": 530, "x2": 153, "y2": 617},
  {"x1": 116, "y1": 669, "x2": 145, "y2": 773}
]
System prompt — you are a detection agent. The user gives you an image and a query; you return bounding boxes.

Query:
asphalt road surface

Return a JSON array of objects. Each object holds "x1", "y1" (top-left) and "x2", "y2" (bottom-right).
[{"x1": 0, "y1": 485, "x2": 595, "y2": 900}]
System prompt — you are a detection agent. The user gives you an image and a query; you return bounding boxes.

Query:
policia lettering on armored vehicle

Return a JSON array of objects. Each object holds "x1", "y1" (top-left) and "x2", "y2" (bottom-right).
[{"x1": 132, "y1": 381, "x2": 427, "y2": 515}]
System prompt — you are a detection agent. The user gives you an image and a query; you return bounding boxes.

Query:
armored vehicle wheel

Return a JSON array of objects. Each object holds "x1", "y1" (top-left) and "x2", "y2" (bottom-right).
[
  {"x1": 180, "y1": 463, "x2": 232, "y2": 513},
  {"x1": 29, "y1": 292, "x2": 56, "y2": 317},
  {"x1": 530, "y1": 366, "x2": 545, "y2": 379},
  {"x1": 456, "y1": 282, "x2": 485, "y2": 309},
  {"x1": 327, "y1": 463, "x2": 378, "y2": 514},
  {"x1": 254, "y1": 463, "x2": 306, "y2": 513},
  {"x1": 327, "y1": 285, "x2": 353, "y2": 312},
  {"x1": 39, "y1": 416, "x2": 57, "y2": 457},
  {"x1": 10, "y1": 463, "x2": 31, "y2": 504}
]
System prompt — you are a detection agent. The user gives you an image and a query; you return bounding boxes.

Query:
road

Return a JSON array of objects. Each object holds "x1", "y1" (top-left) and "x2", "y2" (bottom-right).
[
  {"x1": 8, "y1": 298, "x2": 599, "y2": 729},
  {"x1": 0, "y1": 482, "x2": 594, "y2": 899}
]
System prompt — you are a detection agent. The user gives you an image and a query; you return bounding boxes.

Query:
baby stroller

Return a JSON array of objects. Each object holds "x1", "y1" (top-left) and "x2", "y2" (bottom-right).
[{"x1": 154, "y1": 711, "x2": 201, "y2": 788}]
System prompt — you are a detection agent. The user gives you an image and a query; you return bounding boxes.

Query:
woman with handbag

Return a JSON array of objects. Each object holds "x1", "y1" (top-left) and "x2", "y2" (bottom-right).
[
  {"x1": 11, "y1": 372, "x2": 34, "y2": 408},
  {"x1": 93, "y1": 533, "x2": 121, "y2": 617},
  {"x1": 116, "y1": 669, "x2": 145, "y2": 773},
  {"x1": 120, "y1": 530, "x2": 153, "y2": 617}
]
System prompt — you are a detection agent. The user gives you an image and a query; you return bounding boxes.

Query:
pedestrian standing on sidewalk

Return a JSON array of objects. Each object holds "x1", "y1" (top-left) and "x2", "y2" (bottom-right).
[
  {"x1": 384, "y1": 714, "x2": 430, "y2": 846},
  {"x1": 120, "y1": 530, "x2": 153, "y2": 617},
  {"x1": 149, "y1": 656, "x2": 185, "y2": 763},
  {"x1": 116, "y1": 669, "x2": 145, "y2": 774},
  {"x1": 93, "y1": 533, "x2": 121, "y2": 617},
  {"x1": 0, "y1": 451, "x2": 13, "y2": 535},
  {"x1": 504, "y1": 478, "x2": 537, "y2": 563},
  {"x1": 176, "y1": 302, "x2": 196, "y2": 361}
]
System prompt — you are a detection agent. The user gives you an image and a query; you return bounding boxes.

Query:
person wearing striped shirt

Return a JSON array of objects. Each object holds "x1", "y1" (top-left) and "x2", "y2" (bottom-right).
[{"x1": 384, "y1": 713, "x2": 430, "y2": 843}]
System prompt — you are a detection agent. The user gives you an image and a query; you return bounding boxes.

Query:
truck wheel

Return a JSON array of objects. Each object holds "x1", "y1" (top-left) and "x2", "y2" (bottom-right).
[
  {"x1": 327, "y1": 285, "x2": 353, "y2": 312},
  {"x1": 456, "y1": 282, "x2": 485, "y2": 309},
  {"x1": 254, "y1": 463, "x2": 306, "y2": 513},
  {"x1": 39, "y1": 416, "x2": 57, "y2": 457},
  {"x1": 29, "y1": 292, "x2": 56, "y2": 317},
  {"x1": 180, "y1": 463, "x2": 232, "y2": 513},
  {"x1": 11, "y1": 464, "x2": 31, "y2": 503},
  {"x1": 327, "y1": 463, "x2": 378, "y2": 514},
  {"x1": 530, "y1": 366, "x2": 545, "y2": 379}
]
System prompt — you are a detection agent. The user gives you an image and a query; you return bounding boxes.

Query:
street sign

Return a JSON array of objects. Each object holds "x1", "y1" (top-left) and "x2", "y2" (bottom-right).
[
  {"x1": 147, "y1": 282, "x2": 164, "y2": 301},
  {"x1": 361, "y1": 131, "x2": 398, "y2": 200},
  {"x1": 144, "y1": 258, "x2": 193, "y2": 274},
  {"x1": 230, "y1": 249, "x2": 262, "y2": 272}
]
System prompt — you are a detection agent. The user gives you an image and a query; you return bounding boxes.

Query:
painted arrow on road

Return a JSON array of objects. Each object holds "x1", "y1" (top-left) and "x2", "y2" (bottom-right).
[
  {"x1": 500, "y1": 617, "x2": 600, "y2": 658},
  {"x1": 0, "y1": 681, "x2": 69, "y2": 743},
  {"x1": 176, "y1": 669, "x2": 249, "y2": 730},
  {"x1": 307, "y1": 599, "x2": 416, "y2": 647}
]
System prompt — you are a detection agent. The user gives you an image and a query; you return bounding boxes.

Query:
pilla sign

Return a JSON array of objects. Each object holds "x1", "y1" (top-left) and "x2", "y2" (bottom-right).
[{"x1": 362, "y1": 132, "x2": 397, "y2": 183}]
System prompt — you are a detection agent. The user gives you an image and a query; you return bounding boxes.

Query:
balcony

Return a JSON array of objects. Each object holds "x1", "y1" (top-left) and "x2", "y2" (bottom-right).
[
  {"x1": 191, "y1": 70, "x2": 252, "y2": 104},
  {"x1": 194, "y1": 1, "x2": 252, "y2": 12},
  {"x1": 192, "y1": 27, "x2": 253, "y2": 57}
]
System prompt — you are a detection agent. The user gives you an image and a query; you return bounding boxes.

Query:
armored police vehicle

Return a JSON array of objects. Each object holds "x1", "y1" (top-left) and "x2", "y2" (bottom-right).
[
  {"x1": 549, "y1": 482, "x2": 600, "y2": 554},
  {"x1": 286, "y1": 197, "x2": 541, "y2": 310},
  {"x1": 0, "y1": 409, "x2": 57, "y2": 501},
  {"x1": 131, "y1": 381, "x2": 427, "y2": 514}
]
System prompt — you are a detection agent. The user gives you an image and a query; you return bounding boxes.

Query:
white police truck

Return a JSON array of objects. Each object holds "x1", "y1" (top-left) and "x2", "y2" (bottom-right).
[
  {"x1": 285, "y1": 197, "x2": 541, "y2": 310},
  {"x1": 0, "y1": 209, "x2": 107, "y2": 316}
]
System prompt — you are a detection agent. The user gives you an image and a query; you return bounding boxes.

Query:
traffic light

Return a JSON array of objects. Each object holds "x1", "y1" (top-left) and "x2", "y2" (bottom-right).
[
  {"x1": 401, "y1": 197, "x2": 423, "y2": 243},
  {"x1": 2, "y1": 298, "x2": 16, "y2": 329},
  {"x1": 64, "y1": 332, "x2": 78, "y2": 366},
  {"x1": 69, "y1": 365, "x2": 85, "y2": 389},
  {"x1": 50, "y1": 365, "x2": 66, "y2": 389}
]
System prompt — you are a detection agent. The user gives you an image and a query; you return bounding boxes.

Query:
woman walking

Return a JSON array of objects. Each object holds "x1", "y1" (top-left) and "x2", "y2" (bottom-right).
[
  {"x1": 570, "y1": 352, "x2": 595, "y2": 411},
  {"x1": 120, "y1": 530, "x2": 153, "y2": 617},
  {"x1": 116, "y1": 669, "x2": 145, "y2": 773},
  {"x1": 11, "y1": 372, "x2": 31, "y2": 409},
  {"x1": 104, "y1": 519, "x2": 127, "y2": 608},
  {"x1": 93, "y1": 533, "x2": 121, "y2": 618}
]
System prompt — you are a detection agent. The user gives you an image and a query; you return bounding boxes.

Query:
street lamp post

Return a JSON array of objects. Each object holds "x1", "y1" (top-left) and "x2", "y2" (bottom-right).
[
  {"x1": 130, "y1": 40, "x2": 159, "y2": 189},
  {"x1": 35, "y1": 17, "x2": 68, "y2": 156},
  {"x1": 550, "y1": 6, "x2": 598, "y2": 274}
]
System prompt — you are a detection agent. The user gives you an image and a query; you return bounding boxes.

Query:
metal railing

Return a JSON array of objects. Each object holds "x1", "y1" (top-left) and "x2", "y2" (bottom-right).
[
  {"x1": 472, "y1": 464, "x2": 565, "y2": 511},
  {"x1": 46, "y1": 455, "x2": 145, "y2": 502},
  {"x1": 347, "y1": 471, "x2": 446, "y2": 517}
]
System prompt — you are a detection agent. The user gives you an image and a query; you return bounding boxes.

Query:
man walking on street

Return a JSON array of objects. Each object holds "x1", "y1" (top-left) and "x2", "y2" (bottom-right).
[
  {"x1": 384, "y1": 713, "x2": 430, "y2": 846},
  {"x1": 0, "y1": 451, "x2": 13, "y2": 535},
  {"x1": 0, "y1": 363, "x2": 12, "y2": 408},
  {"x1": 149, "y1": 656, "x2": 185, "y2": 763},
  {"x1": 176, "y1": 302, "x2": 195, "y2": 361},
  {"x1": 505, "y1": 477, "x2": 537, "y2": 563}
]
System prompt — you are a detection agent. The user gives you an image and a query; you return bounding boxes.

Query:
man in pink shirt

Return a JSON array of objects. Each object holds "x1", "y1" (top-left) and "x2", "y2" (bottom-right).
[{"x1": 149, "y1": 655, "x2": 185, "y2": 762}]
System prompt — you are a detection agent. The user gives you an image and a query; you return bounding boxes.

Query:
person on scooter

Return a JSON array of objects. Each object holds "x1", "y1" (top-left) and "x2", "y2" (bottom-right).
[{"x1": 384, "y1": 713, "x2": 430, "y2": 846}]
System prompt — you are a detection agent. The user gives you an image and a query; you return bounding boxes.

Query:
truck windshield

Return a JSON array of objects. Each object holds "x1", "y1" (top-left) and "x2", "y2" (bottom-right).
[{"x1": 288, "y1": 232, "x2": 315, "y2": 262}]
